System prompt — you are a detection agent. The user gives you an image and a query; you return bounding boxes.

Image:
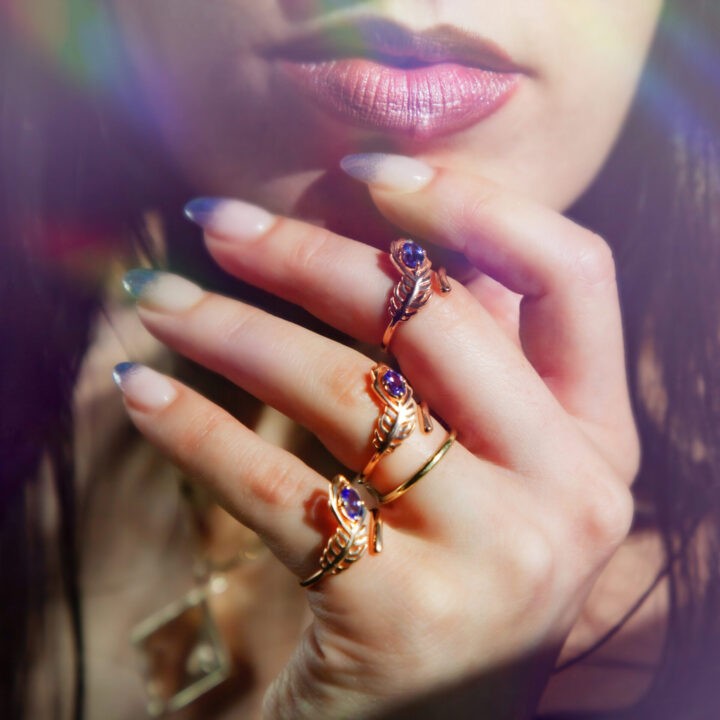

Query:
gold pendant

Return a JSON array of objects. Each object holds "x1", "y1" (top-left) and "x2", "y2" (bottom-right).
[{"x1": 131, "y1": 575, "x2": 232, "y2": 716}]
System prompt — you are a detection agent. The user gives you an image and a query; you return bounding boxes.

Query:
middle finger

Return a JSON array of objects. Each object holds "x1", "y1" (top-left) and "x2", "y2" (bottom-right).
[{"x1": 123, "y1": 269, "x2": 485, "y2": 504}]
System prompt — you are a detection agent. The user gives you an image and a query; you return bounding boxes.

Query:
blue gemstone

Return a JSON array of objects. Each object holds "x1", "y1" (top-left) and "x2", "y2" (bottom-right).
[
  {"x1": 382, "y1": 369, "x2": 406, "y2": 398},
  {"x1": 340, "y1": 488, "x2": 364, "y2": 520},
  {"x1": 401, "y1": 241, "x2": 425, "y2": 269}
]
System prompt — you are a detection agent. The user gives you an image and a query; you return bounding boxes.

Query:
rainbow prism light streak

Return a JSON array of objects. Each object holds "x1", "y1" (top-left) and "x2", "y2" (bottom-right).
[
  {"x1": 0, "y1": 0, "x2": 128, "y2": 92},
  {"x1": 3, "y1": 1, "x2": 717, "y2": 136}
]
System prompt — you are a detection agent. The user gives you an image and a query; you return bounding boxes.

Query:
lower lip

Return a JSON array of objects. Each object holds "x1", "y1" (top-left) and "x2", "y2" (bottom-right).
[{"x1": 280, "y1": 58, "x2": 520, "y2": 140}]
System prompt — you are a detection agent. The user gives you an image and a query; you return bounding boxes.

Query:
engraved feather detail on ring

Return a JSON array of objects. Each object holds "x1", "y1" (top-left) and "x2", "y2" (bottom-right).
[
  {"x1": 371, "y1": 364, "x2": 418, "y2": 457},
  {"x1": 388, "y1": 238, "x2": 434, "y2": 326},
  {"x1": 300, "y1": 476, "x2": 371, "y2": 586}
]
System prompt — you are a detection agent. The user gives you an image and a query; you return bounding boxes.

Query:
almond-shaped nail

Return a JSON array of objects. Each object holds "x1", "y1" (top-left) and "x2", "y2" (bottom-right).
[
  {"x1": 340, "y1": 153, "x2": 435, "y2": 193},
  {"x1": 122, "y1": 269, "x2": 204, "y2": 313},
  {"x1": 184, "y1": 197, "x2": 276, "y2": 241},
  {"x1": 112, "y1": 362, "x2": 177, "y2": 411}
]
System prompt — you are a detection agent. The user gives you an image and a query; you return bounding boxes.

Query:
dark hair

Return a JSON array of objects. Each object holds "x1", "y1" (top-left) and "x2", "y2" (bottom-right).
[
  {"x1": 1, "y1": 2, "x2": 719, "y2": 718},
  {"x1": 564, "y1": 1, "x2": 720, "y2": 714}
]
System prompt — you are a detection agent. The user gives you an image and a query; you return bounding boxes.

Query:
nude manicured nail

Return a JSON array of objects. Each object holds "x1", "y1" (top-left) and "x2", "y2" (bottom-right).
[
  {"x1": 340, "y1": 153, "x2": 435, "y2": 193},
  {"x1": 112, "y1": 362, "x2": 177, "y2": 411},
  {"x1": 184, "y1": 197, "x2": 276, "y2": 240},
  {"x1": 122, "y1": 269, "x2": 205, "y2": 313}
]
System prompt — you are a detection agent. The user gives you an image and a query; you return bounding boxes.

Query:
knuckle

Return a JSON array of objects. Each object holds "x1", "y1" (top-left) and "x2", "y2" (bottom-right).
[
  {"x1": 217, "y1": 305, "x2": 260, "y2": 351},
  {"x1": 247, "y1": 452, "x2": 307, "y2": 510},
  {"x1": 175, "y1": 406, "x2": 232, "y2": 461},
  {"x1": 372, "y1": 564, "x2": 464, "y2": 645},
  {"x1": 578, "y1": 478, "x2": 634, "y2": 552},
  {"x1": 320, "y1": 356, "x2": 372, "y2": 411},
  {"x1": 620, "y1": 427, "x2": 642, "y2": 483},
  {"x1": 593, "y1": 421, "x2": 642, "y2": 484},
  {"x1": 425, "y1": 285, "x2": 480, "y2": 340},
  {"x1": 285, "y1": 225, "x2": 334, "y2": 277},
  {"x1": 504, "y1": 524, "x2": 556, "y2": 599},
  {"x1": 571, "y1": 231, "x2": 616, "y2": 287},
  {"x1": 457, "y1": 183, "x2": 500, "y2": 228}
]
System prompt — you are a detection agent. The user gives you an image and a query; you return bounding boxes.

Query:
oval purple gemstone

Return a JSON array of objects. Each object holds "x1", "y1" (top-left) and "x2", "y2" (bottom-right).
[
  {"x1": 381, "y1": 369, "x2": 406, "y2": 398},
  {"x1": 340, "y1": 487, "x2": 365, "y2": 520},
  {"x1": 400, "y1": 241, "x2": 425, "y2": 269}
]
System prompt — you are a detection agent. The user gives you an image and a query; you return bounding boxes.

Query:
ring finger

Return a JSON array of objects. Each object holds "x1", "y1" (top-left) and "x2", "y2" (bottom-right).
[{"x1": 122, "y1": 270, "x2": 487, "y2": 510}]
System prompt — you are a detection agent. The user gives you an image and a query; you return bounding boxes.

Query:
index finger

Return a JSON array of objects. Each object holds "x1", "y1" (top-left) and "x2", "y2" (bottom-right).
[{"x1": 344, "y1": 154, "x2": 636, "y2": 443}]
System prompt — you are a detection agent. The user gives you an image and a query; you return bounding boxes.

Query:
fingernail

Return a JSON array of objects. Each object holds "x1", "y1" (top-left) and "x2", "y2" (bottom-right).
[
  {"x1": 122, "y1": 269, "x2": 205, "y2": 313},
  {"x1": 340, "y1": 153, "x2": 435, "y2": 193},
  {"x1": 112, "y1": 362, "x2": 177, "y2": 411},
  {"x1": 184, "y1": 197, "x2": 276, "y2": 241}
]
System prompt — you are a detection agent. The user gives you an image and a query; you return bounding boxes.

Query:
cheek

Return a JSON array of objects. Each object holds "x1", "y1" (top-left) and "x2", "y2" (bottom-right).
[
  {"x1": 420, "y1": 0, "x2": 662, "y2": 212},
  {"x1": 108, "y1": 2, "x2": 283, "y2": 178},
  {"x1": 501, "y1": 66, "x2": 645, "y2": 212},
  {"x1": 414, "y1": 71, "x2": 643, "y2": 213},
  {"x1": 109, "y1": 0, "x2": 358, "y2": 207},
  {"x1": 106, "y1": 0, "x2": 662, "y2": 216},
  {"x1": 516, "y1": 0, "x2": 663, "y2": 209}
]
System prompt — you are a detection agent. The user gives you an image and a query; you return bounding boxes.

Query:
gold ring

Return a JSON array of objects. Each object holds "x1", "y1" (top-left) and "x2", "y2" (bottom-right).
[
  {"x1": 300, "y1": 475, "x2": 382, "y2": 588},
  {"x1": 357, "y1": 364, "x2": 431, "y2": 482},
  {"x1": 382, "y1": 238, "x2": 451, "y2": 351},
  {"x1": 373, "y1": 430, "x2": 457, "y2": 505}
]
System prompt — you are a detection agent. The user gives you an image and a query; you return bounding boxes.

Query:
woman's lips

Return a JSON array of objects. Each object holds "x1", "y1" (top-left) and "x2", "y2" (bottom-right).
[{"x1": 280, "y1": 57, "x2": 521, "y2": 140}]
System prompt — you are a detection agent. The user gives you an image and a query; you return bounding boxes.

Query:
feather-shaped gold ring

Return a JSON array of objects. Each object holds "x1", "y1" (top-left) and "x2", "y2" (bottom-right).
[
  {"x1": 357, "y1": 364, "x2": 432, "y2": 483},
  {"x1": 300, "y1": 475, "x2": 381, "y2": 588},
  {"x1": 382, "y1": 238, "x2": 451, "y2": 351}
]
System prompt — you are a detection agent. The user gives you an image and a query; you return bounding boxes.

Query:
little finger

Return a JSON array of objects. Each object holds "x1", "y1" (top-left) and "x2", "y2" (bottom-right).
[{"x1": 112, "y1": 361, "x2": 329, "y2": 575}]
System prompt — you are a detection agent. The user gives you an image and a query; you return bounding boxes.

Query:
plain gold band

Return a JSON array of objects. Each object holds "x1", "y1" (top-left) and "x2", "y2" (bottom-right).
[{"x1": 374, "y1": 430, "x2": 457, "y2": 505}]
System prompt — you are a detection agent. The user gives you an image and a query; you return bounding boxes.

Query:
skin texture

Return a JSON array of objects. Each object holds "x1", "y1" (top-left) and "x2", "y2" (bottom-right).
[
  {"x1": 101, "y1": 1, "x2": 665, "y2": 717},
  {"x1": 120, "y1": 175, "x2": 638, "y2": 719},
  {"x1": 107, "y1": 0, "x2": 663, "y2": 218}
]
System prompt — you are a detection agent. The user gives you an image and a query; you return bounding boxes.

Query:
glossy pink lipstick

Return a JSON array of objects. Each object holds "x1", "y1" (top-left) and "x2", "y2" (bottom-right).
[
  {"x1": 282, "y1": 58, "x2": 519, "y2": 139},
  {"x1": 270, "y1": 18, "x2": 524, "y2": 140}
]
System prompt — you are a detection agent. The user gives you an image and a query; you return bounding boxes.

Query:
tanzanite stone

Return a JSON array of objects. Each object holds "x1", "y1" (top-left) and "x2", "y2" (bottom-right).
[
  {"x1": 340, "y1": 487, "x2": 364, "y2": 520},
  {"x1": 400, "y1": 241, "x2": 425, "y2": 269},
  {"x1": 381, "y1": 369, "x2": 406, "y2": 398}
]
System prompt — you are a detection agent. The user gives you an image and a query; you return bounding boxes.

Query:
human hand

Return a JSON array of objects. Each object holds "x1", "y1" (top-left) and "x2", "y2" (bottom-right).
[{"x1": 115, "y1": 153, "x2": 638, "y2": 719}]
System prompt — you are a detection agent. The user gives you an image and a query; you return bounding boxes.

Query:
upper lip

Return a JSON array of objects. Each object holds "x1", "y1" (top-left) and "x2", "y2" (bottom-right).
[{"x1": 263, "y1": 17, "x2": 524, "y2": 73}]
